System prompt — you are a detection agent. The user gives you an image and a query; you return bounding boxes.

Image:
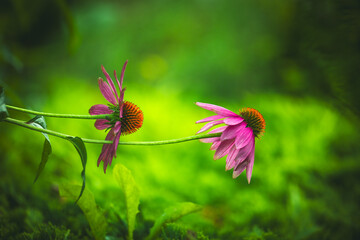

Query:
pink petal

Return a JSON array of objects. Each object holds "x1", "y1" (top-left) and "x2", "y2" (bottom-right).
[
  {"x1": 233, "y1": 138, "x2": 255, "y2": 180},
  {"x1": 119, "y1": 89, "x2": 126, "y2": 115},
  {"x1": 95, "y1": 119, "x2": 110, "y2": 130},
  {"x1": 224, "y1": 116, "x2": 244, "y2": 125},
  {"x1": 102, "y1": 65, "x2": 118, "y2": 98},
  {"x1": 196, "y1": 102, "x2": 238, "y2": 117},
  {"x1": 246, "y1": 140, "x2": 255, "y2": 183},
  {"x1": 98, "y1": 129, "x2": 116, "y2": 173},
  {"x1": 98, "y1": 143, "x2": 111, "y2": 170},
  {"x1": 98, "y1": 78, "x2": 117, "y2": 105},
  {"x1": 199, "y1": 126, "x2": 226, "y2": 142},
  {"x1": 113, "y1": 121, "x2": 121, "y2": 135},
  {"x1": 233, "y1": 138, "x2": 254, "y2": 168},
  {"x1": 210, "y1": 141, "x2": 221, "y2": 151},
  {"x1": 214, "y1": 139, "x2": 234, "y2": 160},
  {"x1": 196, "y1": 115, "x2": 224, "y2": 124},
  {"x1": 232, "y1": 159, "x2": 248, "y2": 178},
  {"x1": 89, "y1": 104, "x2": 113, "y2": 115},
  {"x1": 208, "y1": 126, "x2": 227, "y2": 134},
  {"x1": 197, "y1": 120, "x2": 224, "y2": 134},
  {"x1": 119, "y1": 60, "x2": 128, "y2": 90},
  {"x1": 234, "y1": 127, "x2": 253, "y2": 149},
  {"x1": 200, "y1": 137, "x2": 220, "y2": 143},
  {"x1": 113, "y1": 129, "x2": 121, "y2": 158},
  {"x1": 221, "y1": 123, "x2": 246, "y2": 141},
  {"x1": 226, "y1": 146, "x2": 240, "y2": 170}
]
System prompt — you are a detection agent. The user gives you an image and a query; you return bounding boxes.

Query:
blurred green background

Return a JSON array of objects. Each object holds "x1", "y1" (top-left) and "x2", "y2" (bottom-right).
[{"x1": 1, "y1": 0, "x2": 360, "y2": 239}]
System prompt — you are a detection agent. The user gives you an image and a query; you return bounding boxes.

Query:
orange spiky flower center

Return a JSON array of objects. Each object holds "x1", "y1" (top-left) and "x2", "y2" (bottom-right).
[
  {"x1": 239, "y1": 108, "x2": 265, "y2": 138},
  {"x1": 120, "y1": 101, "x2": 143, "y2": 135}
]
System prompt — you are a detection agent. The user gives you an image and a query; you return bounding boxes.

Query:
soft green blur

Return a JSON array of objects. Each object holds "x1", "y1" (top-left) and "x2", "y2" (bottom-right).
[{"x1": 1, "y1": 0, "x2": 360, "y2": 239}]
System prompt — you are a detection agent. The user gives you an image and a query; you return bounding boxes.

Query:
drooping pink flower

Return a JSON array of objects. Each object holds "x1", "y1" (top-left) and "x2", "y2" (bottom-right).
[
  {"x1": 89, "y1": 61, "x2": 143, "y2": 173},
  {"x1": 196, "y1": 102, "x2": 265, "y2": 183}
]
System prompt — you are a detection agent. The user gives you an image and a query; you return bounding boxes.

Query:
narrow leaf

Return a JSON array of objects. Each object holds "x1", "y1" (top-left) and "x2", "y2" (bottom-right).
[
  {"x1": 0, "y1": 87, "x2": 9, "y2": 120},
  {"x1": 27, "y1": 115, "x2": 47, "y2": 128},
  {"x1": 146, "y1": 202, "x2": 202, "y2": 240},
  {"x1": 113, "y1": 163, "x2": 140, "y2": 240},
  {"x1": 59, "y1": 184, "x2": 107, "y2": 240},
  {"x1": 33, "y1": 139, "x2": 52, "y2": 183},
  {"x1": 66, "y1": 136, "x2": 87, "y2": 203},
  {"x1": 27, "y1": 116, "x2": 52, "y2": 183}
]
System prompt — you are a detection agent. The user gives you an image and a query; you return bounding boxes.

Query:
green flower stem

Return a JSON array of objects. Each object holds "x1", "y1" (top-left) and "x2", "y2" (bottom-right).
[
  {"x1": 84, "y1": 132, "x2": 221, "y2": 145},
  {"x1": 3, "y1": 117, "x2": 221, "y2": 145},
  {"x1": 6, "y1": 105, "x2": 110, "y2": 120}
]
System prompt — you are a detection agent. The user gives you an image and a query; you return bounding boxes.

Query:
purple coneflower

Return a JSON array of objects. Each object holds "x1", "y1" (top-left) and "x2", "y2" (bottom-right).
[
  {"x1": 196, "y1": 102, "x2": 265, "y2": 183},
  {"x1": 89, "y1": 61, "x2": 143, "y2": 173}
]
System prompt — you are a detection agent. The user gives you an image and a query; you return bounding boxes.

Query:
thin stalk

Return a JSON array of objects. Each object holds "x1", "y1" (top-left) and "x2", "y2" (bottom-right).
[
  {"x1": 3, "y1": 117, "x2": 221, "y2": 145},
  {"x1": 83, "y1": 133, "x2": 221, "y2": 145},
  {"x1": 6, "y1": 105, "x2": 110, "y2": 120}
]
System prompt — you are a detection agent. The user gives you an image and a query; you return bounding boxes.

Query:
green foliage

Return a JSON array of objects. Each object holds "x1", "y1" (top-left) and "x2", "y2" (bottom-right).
[
  {"x1": 59, "y1": 184, "x2": 107, "y2": 240},
  {"x1": 113, "y1": 164, "x2": 140, "y2": 240},
  {"x1": 26, "y1": 116, "x2": 52, "y2": 183},
  {"x1": 65, "y1": 137, "x2": 87, "y2": 202},
  {"x1": 0, "y1": 87, "x2": 8, "y2": 121},
  {"x1": 160, "y1": 223, "x2": 209, "y2": 240},
  {"x1": 243, "y1": 226, "x2": 278, "y2": 240},
  {"x1": 1, "y1": 0, "x2": 360, "y2": 239},
  {"x1": 146, "y1": 202, "x2": 202, "y2": 240},
  {"x1": 16, "y1": 223, "x2": 72, "y2": 240},
  {"x1": 0, "y1": 202, "x2": 79, "y2": 240}
]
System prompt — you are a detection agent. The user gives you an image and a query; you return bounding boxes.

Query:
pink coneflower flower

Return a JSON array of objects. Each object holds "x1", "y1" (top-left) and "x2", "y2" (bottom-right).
[
  {"x1": 196, "y1": 102, "x2": 265, "y2": 183},
  {"x1": 89, "y1": 61, "x2": 143, "y2": 173}
]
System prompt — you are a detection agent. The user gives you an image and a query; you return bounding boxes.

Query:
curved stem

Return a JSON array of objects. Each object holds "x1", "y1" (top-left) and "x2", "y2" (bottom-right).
[
  {"x1": 3, "y1": 117, "x2": 221, "y2": 145},
  {"x1": 83, "y1": 132, "x2": 221, "y2": 145},
  {"x1": 6, "y1": 105, "x2": 110, "y2": 120}
]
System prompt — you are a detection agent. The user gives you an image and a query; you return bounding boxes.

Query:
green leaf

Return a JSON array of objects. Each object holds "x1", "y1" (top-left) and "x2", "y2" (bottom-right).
[
  {"x1": 27, "y1": 115, "x2": 47, "y2": 129},
  {"x1": 66, "y1": 136, "x2": 87, "y2": 203},
  {"x1": 27, "y1": 116, "x2": 52, "y2": 184},
  {"x1": 113, "y1": 163, "x2": 140, "y2": 240},
  {"x1": 33, "y1": 139, "x2": 52, "y2": 183},
  {"x1": 146, "y1": 202, "x2": 203, "y2": 240},
  {"x1": 0, "y1": 87, "x2": 9, "y2": 121},
  {"x1": 59, "y1": 184, "x2": 107, "y2": 240}
]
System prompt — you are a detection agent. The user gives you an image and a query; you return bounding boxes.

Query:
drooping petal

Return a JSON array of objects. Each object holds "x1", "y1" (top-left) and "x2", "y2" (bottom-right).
[
  {"x1": 112, "y1": 121, "x2": 122, "y2": 158},
  {"x1": 199, "y1": 126, "x2": 226, "y2": 142},
  {"x1": 246, "y1": 139, "x2": 255, "y2": 183},
  {"x1": 226, "y1": 146, "x2": 240, "y2": 170},
  {"x1": 208, "y1": 126, "x2": 227, "y2": 134},
  {"x1": 102, "y1": 65, "x2": 118, "y2": 99},
  {"x1": 210, "y1": 141, "x2": 221, "y2": 151},
  {"x1": 232, "y1": 159, "x2": 248, "y2": 178},
  {"x1": 89, "y1": 104, "x2": 113, "y2": 115},
  {"x1": 98, "y1": 129, "x2": 116, "y2": 173},
  {"x1": 200, "y1": 137, "x2": 220, "y2": 143},
  {"x1": 113, "y1": 129, "x2": 121, "y2": 158},
  {"x1": 98, "y1": 78, "x2": 117, "y2": 105},
  {"x1": 220, "y1": 123, "x2": 246, "y2": 141},
  {"x1": 94, "y1": 119, "x2": 110, "y2": 130},
  {"x1": 214, "y1": 139, "x2": 234, "y2": 160},
  {"x1": 98, "y1": 142, "x2": 111, "y2": 168},
  {"x1": 233, "y1": 137, "x2": 254, "y2": 167},
  {"x1": 113, "y1": 121, "x2": 121, "y2": 135},
  {"x1": 196, "y1": 102, "x2": 238, "y2": 117},
  {"x1": 234, "y1": 127, "x2": 253, "y2": 149},
  {"x1": 196, "y1": 115, "x2": 224, "y2": 124},
  {"x1": 224, "y1": 116, "x2": 244, "y2": 125},
  {"x1": 197, "y1": 120, "x2": 224, "y2": 134}
]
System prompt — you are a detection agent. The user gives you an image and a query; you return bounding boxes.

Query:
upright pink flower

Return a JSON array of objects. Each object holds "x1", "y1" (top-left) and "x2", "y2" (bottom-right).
[
  {"x1": 89, "y1": 61, "x2": 143, "y2": 173},
  {"x1": 196, "y1": 102, "x2": 265, "y2": 183}
]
